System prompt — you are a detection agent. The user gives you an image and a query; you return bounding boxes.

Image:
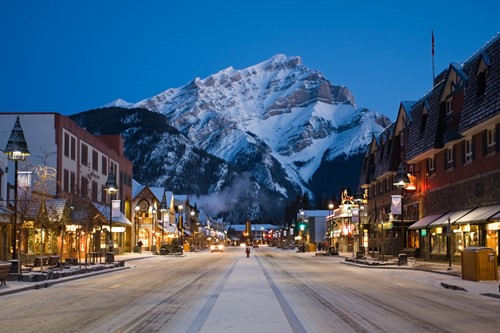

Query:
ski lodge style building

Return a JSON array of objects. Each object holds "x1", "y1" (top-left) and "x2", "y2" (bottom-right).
[{"x1": 359, "y1": 33, "x2": 500, "y2": 262}]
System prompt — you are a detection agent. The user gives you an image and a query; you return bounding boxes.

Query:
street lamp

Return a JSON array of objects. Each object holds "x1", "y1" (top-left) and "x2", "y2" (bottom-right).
[
  {"x1": 152, "y1": 208, "x2": 157, "y2": 252},
  {"x1": 328, "y1": 202, "x2": 334, "y2": 250},
  {"x1": 393, "y1": 162, "x2": 410, "y2": 250},
  {"x1": 355, "y1": 189, "x2": 364, "y2": 256},
  {"x1": 134, "y1": 205, "x2": 140, "y2": 247},
  {"x1": 104, "y1": 169, "x2": 118, "y2": 262},
  {"x1": 347, "y1": 206, "x2": 353, "y2": 257},
  {"x1": 447, "y1": 217, "x2": 452, "y2": 271},
  {"x1": 178, "y1": 204, "x2": 184, "y2": 249},
  {"x1": 4, "y1": 116, "x2": 30, "y2": 274},
  {"x1": 190, "y1": 210, "x2": 195, "y2": 249},
  {"x1": 159, "y1": 193, "x2": 168, "y2": 247}
]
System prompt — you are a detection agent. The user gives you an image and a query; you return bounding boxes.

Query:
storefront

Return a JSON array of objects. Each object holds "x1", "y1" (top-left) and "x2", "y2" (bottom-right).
[{"x1": 410, "y1": 205, "x2": 500, "y2": 262}]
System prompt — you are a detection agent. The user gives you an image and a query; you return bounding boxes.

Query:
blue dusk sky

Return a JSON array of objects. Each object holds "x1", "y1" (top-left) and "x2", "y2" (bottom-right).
[{"x1": 1, "y1": 0, "x2": 499, "y2": 121}]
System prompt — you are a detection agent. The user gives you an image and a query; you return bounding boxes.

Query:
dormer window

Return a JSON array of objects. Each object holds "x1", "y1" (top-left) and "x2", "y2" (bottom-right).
[
  {"x1": 477, "y1": 71, "x2": 487, "y2": 96},
  {"x1": 476, "y1": 52, "x2": 491, "y2": 97},
  {"x1": 445, "y1": 98, "x2": 453, "y2": 116}
]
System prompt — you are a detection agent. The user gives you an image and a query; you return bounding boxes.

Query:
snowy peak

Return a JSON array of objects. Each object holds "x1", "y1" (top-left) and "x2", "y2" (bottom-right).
[
  {"x1": 127, "y1": 54, "x2": 390, "y2": 200},
  {"x1": 102, "y1": 98, "x2": 133, "y2": 108}
]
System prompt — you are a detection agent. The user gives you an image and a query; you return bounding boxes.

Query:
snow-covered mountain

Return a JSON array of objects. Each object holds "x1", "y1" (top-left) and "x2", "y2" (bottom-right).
[
  {"x1": 76, "y1": 54, "x2": 391, "y2": 222},
  {"x1": 131, "y1": 54, "x2": 390, "y2": 195},
  {"x1": 101, "y1": 98, "x2": 133, "y2": 108}
]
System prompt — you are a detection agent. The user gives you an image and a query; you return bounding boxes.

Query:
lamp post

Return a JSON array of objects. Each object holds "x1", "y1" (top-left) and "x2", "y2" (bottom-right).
[
  {"x1": 347, "y1": 207, "x2": 353, "y2": 257},
  {"x1": 152, "y1": 208, "x2": 157, "y2": 252},
  {"x1": 393, "y1": 162, "x2": 410, "y2": 250},
  {"x1": 190, "y1": 210, "x2": 195, "y2": 249},
  {"x1": 299, "y1": 209, "x2": 306, "y2": 252},
  {"x1": 178, "y1": 204, "x2": 184, "y2": 249},
  {"x1": 4, "y1": 116, "x2": 30, "y2": 274},
  {"x1": 447, "y1": 217, "x2": 452, "y2": 271},
  {"x1": 134, "y1": 205, "x2": 140, "y2": 247},
  {"x1": 104, "y1": 169, "x2": 118, "y2": 262},
  {"x1": 160, "y1": 193, "x2": 168, "y2": 247},
  {"x1": 328, "y1": 202, "x2": 334, "y2": 250}
]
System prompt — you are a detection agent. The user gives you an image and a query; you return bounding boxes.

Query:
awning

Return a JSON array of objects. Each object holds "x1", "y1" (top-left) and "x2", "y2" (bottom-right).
[
  {"x1": 490, "y1": 210, "x2": 500, "y2": 221},
  {"x1": 455, "y1": 205, "x2": 500, "y2": 224},
  {"x1": 409, "y1": 213, "x2": 446, "y2": 230},
  {"x1": 429, "y1": 208, "x2": 475, "y2": 227}
]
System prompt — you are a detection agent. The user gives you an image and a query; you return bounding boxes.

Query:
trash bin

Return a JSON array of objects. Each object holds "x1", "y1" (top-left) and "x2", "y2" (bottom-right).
[
  {"x1": 183, "y1": 243, "x2": 190, "y2": 252},
  {"x1": 461, "y1": 247, "x2": 498, "y2": 281},
  {"x1": 309, "y1": 243, "x2": 316, "y2": 252},
  {"x1": 106, "y1": 252, "x2": 115, "y2": 263},
  {"x1": 398, "y1": 253, "x2": 408, "y2": 266}
]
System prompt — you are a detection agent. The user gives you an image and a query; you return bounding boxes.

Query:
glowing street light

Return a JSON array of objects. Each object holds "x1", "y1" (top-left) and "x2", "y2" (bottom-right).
[{"x1": 4, "y1": 116, "x2": 30, "y2": 273}]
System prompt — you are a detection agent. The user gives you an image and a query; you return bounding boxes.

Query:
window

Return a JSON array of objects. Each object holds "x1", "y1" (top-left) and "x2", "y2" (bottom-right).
[
  {"x1": 446, "y1": 147, "x2": 454, "y2": 170},
  {"x1": 81, "y1": 176, "x2": 88, "y2": 197},
  {"x1": 446, "y1": 98, "x2": 453, "y2": 116},
  {"x1": 420, "y1": 113, "x2": 428, "y2": 133},
  {"x1": 64, "y1": 133, "x2": 70, "y2": 157},
  {"x1": 487, "y1": 127, "x2": 496, "y2": 154},
  {"x1": 70, "y1": 172, "x2": 76, "y2": 194},
  {"x1": 428, "y1": 156, "x2": 435, "y2": 175},
  {"x1": 477, "y1": 71, "x2": 486, "y2": 96},
  {"x1": 102, "y1": 156, "x2": 108, "y2": 175},
  {"x1": 386, "y1": 139, "x2": 392, "y2": 156},
  {"x1": 63, "y1": 169, "x2": 69, "y2": 192},
  {"x1": 92, "y1": 181, "x2": 98, "y2": 201},
  {"x1": 81, "y1": 144, "x2": 88, "y2": 166},
  {"x1": 92, "y1": 150, "x2": 98, "y2": 171},
  {"x1": 71, "y1": 137, "x2": 76, "y2": 160},
  {"x1": 465, "y1": 138, "x2": 473, "y2": 163}
]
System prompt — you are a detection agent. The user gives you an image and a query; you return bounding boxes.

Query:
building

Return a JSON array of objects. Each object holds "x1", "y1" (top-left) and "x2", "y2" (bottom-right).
[
  {"x1": 359, "y1": 33, "x2": 500, "y2": 261},
  {"x1": 0, "y1": 113, "x2": 133, "y2": 262}
]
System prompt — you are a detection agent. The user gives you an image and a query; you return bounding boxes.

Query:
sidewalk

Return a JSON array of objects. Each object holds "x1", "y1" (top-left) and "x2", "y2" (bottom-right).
[
  {"x1": 0, "y1": 252, "x2": 155, "y2": 297},
  {"x1": 334, "y1": 250, "x2": 500, "y2": 298}
]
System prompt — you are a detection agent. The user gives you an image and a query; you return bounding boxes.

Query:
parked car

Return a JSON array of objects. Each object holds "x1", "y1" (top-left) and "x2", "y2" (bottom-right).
[{"x1": 210, "y1": 242, "x2": 224, "y2": 253}]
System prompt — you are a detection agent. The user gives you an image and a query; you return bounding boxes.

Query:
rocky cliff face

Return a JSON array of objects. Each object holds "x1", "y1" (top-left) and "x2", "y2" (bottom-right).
[{"x1": 83, "y1": 54, "x2": 391, "y2": 222}]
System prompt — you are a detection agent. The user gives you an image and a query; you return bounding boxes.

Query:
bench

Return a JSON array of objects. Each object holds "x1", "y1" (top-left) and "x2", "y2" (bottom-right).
[
  {"x1": 47, "y1": 255, "x2": 60, "y2": 268},
  {"x1": 25, "y1": 255, "x2": 60, "y2": 271},
  {"x1": 0, "y1": 262, "x2": 12, "y2": 286}
]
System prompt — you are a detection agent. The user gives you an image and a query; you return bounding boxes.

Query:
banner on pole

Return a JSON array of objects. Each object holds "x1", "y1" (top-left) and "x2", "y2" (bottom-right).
[
  {"x1": 112, "y1": 200, "x2": 121, "y2": 218},
  {"x1": 391, "y1": 195, "x2": 402, "y2": 215}
]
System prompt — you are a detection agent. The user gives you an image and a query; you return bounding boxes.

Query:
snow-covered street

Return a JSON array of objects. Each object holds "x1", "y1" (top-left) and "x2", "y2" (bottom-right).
[{"x1": 1, "y1": 247, "x2": 499, "y2": 333}]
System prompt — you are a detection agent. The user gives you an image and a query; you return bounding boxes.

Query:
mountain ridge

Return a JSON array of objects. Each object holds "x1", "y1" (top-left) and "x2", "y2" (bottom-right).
[{"x1": 88, "y1": 54, "x2": 391, "y2": 222}]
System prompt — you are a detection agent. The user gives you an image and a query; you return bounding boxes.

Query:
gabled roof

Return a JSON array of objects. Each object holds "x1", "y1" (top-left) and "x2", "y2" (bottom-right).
[
  {"x1": 132, "y1": 179, "x2": 146, "y2": 199},
  {"x1": 439, "y1": 62, "x2": 467, "y2": 104},
  {"x1": 93, "y1": 202, "x2": 132, "y2": 226},
  {"x1": 149, "y1": 187, "x2": 165, "y2": 202},
  {"x1": 460, "y1": 33, "x2": 500, "y2": 133}
]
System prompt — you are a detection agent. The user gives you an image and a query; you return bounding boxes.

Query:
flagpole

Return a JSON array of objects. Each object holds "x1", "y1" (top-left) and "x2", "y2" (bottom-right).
[{"x1": 432, "y1": 30, "x2": 435, "y2": 86}]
